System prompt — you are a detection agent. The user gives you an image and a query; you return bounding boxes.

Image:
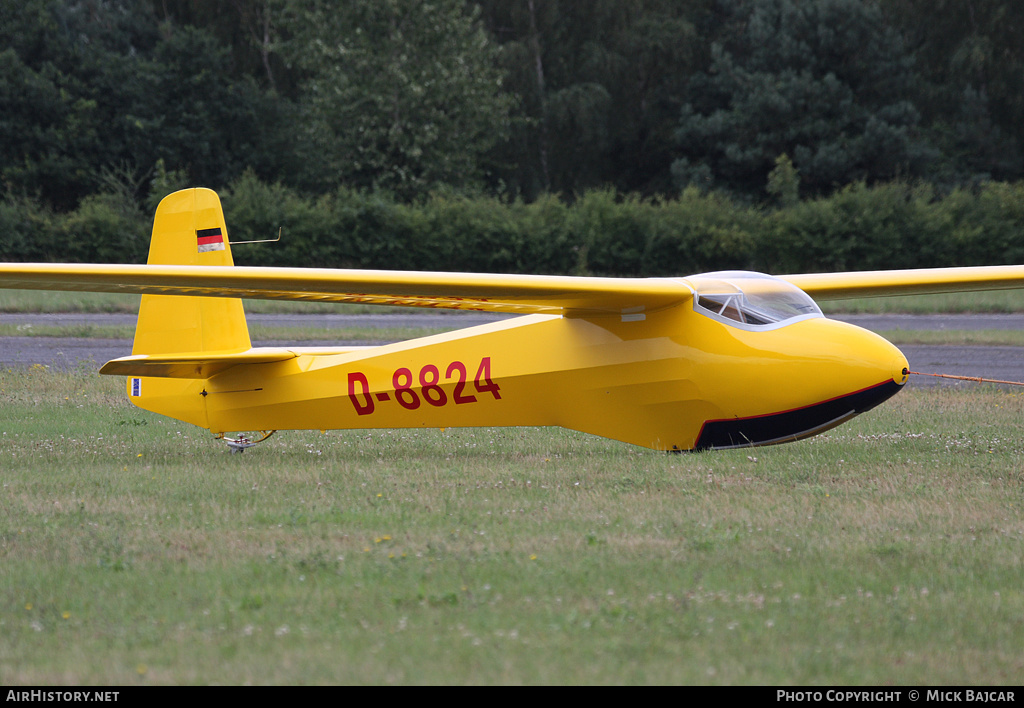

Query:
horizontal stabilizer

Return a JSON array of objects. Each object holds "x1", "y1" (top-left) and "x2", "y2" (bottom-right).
[{"x1": 99, "y1": 348, "x2": 298, "y2": 379}]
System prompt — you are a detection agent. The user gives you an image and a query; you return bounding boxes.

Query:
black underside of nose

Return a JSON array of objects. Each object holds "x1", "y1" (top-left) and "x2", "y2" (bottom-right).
[{"x1": 694, "y1": 379, "x2": 904, "y2": 451}]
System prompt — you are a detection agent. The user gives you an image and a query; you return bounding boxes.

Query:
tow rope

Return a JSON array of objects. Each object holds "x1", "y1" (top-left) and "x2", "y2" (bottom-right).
[{"x1": 908, "y1": 371, "x2": 1024, "y2": 387}]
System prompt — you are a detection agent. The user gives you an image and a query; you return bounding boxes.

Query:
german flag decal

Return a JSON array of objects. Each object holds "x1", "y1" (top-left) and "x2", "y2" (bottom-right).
[{"x1": 196, "y1": 227, "x2": 226, "y2": 253}]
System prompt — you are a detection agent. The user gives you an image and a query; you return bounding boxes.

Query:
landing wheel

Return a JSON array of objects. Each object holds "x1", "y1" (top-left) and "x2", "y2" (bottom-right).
[{"x1": 215, "y1": 430, "x2": 276, "y2": 453}]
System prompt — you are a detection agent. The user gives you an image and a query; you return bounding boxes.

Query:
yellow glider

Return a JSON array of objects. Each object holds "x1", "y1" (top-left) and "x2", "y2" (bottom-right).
[{"x1": 3, "y1": 187, "x2": 1024, "y2": 451}]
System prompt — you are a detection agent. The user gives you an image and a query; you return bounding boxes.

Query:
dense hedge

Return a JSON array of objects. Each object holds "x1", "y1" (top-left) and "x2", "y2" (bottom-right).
[{"x1": 5, "y1": 175, "x2": 1024, "y2": 276}]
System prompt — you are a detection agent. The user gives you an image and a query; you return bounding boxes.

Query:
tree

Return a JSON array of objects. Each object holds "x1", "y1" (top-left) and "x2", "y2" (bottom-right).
[
  {"x1": 281, "y1": 0, "x2": 515, "y2": 200},
  {"x1": 0, "y1": 0, "x2": 161, "y2": 208},
  {"x1": 673, "y1": 0, "x2": 935, "y2": 199},
  {"x1": 478, "y1": 0, "x2": 705, "y2": 198},
  {"x1": 881, "y1": 0, "x2": 1024, "y2": 183},
  {"x1": 0, "y1": 0, "x2": 293, "y2": 209},
  {"x1": 126, "y1": 23, "x2": 295, "y2": 193},
  {"x1": 155, "y1": 0, "x2": 298, "y2": 96}
]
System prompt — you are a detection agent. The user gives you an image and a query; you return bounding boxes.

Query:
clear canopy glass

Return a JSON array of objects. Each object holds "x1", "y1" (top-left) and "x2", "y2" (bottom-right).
[{"x1": 689, "y1": 271, "x2": 822, "y2": 329}]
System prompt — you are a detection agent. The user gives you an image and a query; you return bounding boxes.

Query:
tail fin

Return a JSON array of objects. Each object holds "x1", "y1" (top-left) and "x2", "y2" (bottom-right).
[
  {"x1": 133, "y1": 188, "x2": 251, "y2": 356},
  {"x1": 121, "y1": 188, "x2": 250, "y2": 430}
]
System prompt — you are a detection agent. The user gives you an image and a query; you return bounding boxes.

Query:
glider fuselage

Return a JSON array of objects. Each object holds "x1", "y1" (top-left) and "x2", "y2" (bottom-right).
[{"x1": 129, "y1": 291, "x2": 908, "y2": 451}]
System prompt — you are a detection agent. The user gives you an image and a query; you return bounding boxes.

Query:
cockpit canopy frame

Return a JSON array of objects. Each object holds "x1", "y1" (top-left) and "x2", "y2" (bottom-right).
[{"x1": 689, "y1": 271, "x2": 823, "y2": 331}]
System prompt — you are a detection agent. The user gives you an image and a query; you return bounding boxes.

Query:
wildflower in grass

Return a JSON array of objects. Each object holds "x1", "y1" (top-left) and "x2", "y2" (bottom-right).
[
  {"x1": 62, "y1": 611, "x2": 70, "y2": 619},
  {"x1": 530, "y1": 554, "x2": 537, "y2": 561},
  {"x1": 24, "y1": 603, "x2": 32, "y2": 611},
  {"x1": 136, "y1": 665, "x2": 147, "y2": 676}
]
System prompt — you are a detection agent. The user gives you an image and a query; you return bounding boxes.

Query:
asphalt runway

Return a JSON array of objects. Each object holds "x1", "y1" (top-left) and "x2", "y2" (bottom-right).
[{"x1": 2, "y1": 312, "x2": 1023, "y2": 389}]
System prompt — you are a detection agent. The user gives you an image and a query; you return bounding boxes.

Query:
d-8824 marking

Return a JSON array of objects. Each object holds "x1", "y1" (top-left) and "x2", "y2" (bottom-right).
[{"x1": 347, "y1": 357, "x2": 501, "y2": 416}]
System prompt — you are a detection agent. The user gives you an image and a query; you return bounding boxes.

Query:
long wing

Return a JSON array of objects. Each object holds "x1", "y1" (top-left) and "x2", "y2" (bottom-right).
[
  {"x1": 0, "y1": 263, "x2": 691, "y2": 316},
  {"x1": 781, "y1": 266, "x2": 1024, "y2": 300},
  {"x1": 5, "y1": 262, "x2": 1024, "y2": 314}
]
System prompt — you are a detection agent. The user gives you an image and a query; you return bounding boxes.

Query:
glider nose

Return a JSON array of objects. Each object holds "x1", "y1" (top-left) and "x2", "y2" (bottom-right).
[
  {"x1": 893, "y1": 354, "x2": 909, "y2": 386},
  {"x1": 692, "y1": 319, "x2": 909, "y2": 451}
]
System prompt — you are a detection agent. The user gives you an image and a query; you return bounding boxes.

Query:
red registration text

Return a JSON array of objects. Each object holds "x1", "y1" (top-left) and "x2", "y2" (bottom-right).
[{"x1": 347, "y1": 357, "x2": 501, "y2": 416}]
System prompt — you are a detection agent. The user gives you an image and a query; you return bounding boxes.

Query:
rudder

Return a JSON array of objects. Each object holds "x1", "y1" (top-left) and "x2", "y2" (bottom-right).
[{"x1": 132, "y1": 188, "x2": 251, "y2": 356}]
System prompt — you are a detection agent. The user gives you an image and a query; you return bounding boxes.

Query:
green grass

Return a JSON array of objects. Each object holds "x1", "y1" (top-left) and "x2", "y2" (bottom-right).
[
  {"x1": 0, "y1": 323, "x2": 450, "y2": 343},
  {"x1": 1, "y1": 367, "x2": 1023, "y2": 684},
  {"x1": 0, "y1": 324, "x2": 137, "y2": 339},
  {"x1": 0, "y1": 291, "x2": 428, "y2": 315},
  {"x1": 0, "y1": 291, "x2": 142, "y2": 314}
]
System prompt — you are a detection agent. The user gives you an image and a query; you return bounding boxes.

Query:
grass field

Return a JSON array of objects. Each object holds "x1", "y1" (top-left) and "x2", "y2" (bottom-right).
[
  {"x1": 1, "y1": 367, "x2": 1022, "y2": 685},
  {"x1": 0, "y1": 291, "x2": 423, "y2": 315},
  {"x1": 2, "y1": 284, "x2": 1023, "y2": 684},
  {"x1": 0, "y1": 323, "x2": 451, "y2": 344}
]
